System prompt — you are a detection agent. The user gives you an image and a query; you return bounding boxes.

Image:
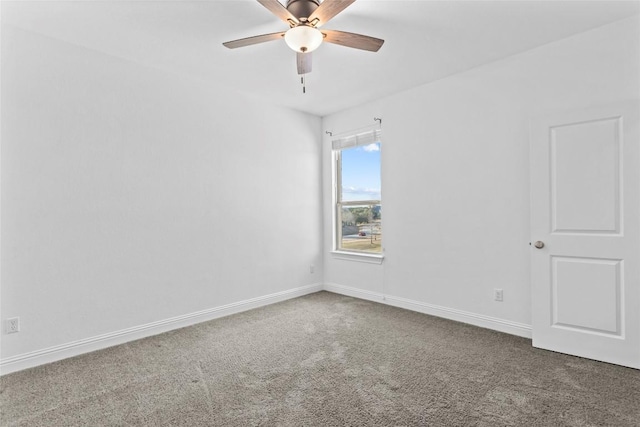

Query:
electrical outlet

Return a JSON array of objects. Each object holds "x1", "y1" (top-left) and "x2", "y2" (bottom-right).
[
  {"x1": 7, "y1": 317, "x2": 20, "y2": 334},
  {"x1": 494, "y1": 289, "x2": 504, "y2": 302},
  {"x1": 310, "y1": 265, "x2": 315, "y2": 274}
]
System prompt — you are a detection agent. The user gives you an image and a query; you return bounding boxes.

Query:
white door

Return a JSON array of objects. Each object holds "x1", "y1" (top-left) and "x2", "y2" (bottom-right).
[{"x1": 530, "y1": 101, "x2": 640, "y2": 369}]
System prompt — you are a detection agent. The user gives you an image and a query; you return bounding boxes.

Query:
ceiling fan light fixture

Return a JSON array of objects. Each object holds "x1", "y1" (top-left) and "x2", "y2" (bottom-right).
[{"x1": 284, "y1": 25, "x2": 323, "y2": 53}]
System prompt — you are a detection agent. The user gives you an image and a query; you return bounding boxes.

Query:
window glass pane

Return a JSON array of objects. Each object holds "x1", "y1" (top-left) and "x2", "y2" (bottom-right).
[
  {"x1": 340, "y1": 143, "x2": 381, "y2": 202},
  {"x1": 340, "y1": 204, "x2": 382, "y2": 253}
]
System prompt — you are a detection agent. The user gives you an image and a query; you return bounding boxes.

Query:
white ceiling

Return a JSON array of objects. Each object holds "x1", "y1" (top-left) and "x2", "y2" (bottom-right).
[{"x1": 3, "y1": 0, "x2": 639, "y2": 116}]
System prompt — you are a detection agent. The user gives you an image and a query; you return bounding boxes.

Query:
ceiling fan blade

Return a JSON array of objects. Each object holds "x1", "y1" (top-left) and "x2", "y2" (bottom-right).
[
  {"x1": 223, "y1": 31, "x2": 285, "y2": 49},
  {"x1": 297, "y1": 52, "x2": 312, "y2": 75},
  {"x1": 321, "y1": 29, "x2": 384, "y2": 52},
  {"x1": 257, "y1": 0, "x2": 299, "y2": 25},
  {"x1": 308, "y1": 0, "x2": 355, "y2": 27}
]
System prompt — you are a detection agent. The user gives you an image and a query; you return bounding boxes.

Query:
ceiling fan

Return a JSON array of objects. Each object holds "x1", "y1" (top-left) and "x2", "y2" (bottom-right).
[{"x1": 222, "y1": 0, "x2": 384, "y2": 77}]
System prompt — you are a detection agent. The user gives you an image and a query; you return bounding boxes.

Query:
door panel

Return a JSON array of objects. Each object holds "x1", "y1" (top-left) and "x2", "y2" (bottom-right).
[
  {"x1": 551, "y1": 256, "x2": 621, "y2": 335},
  {"x1": 550, "y1": 117, "x2": 621, "y2": 234},
  {"x1": 531, "y1": 102, "x2": 639, "y2": 369}
]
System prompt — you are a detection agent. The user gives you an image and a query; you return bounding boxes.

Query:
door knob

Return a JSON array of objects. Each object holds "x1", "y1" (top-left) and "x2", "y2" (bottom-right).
[{"x1": 534, "y1": 241, "x2": 545, "y2": 249}]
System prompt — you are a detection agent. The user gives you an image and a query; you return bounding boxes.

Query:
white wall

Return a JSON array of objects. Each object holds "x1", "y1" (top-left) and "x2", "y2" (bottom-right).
[
  {"x1": 323, "y1": 16, "x2": 640, "y2": 335},
  {"x1": 0, "y1": 26, "x2": 323, "y2": 365}
]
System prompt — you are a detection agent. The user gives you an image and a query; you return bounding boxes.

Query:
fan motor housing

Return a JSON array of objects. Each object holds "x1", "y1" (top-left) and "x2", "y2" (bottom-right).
[{"x1": 286, "y1": 0, "x2": 320, "y2": 20}]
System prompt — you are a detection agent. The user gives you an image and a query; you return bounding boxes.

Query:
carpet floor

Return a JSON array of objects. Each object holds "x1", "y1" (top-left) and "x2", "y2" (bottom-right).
[{"x1": 1, "y1": 291, "x2": 639, "y2": 426}]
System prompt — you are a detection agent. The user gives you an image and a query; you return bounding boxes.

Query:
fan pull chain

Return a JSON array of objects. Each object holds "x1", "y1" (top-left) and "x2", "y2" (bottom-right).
[{"x1": 301, "y1": 75, "x2": 306, "y2": 94}]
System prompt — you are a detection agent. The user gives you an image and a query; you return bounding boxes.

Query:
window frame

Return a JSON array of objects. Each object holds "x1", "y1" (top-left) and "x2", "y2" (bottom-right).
[{"x1": 332, "y1": 140, "x2": 383, "y2": 259}]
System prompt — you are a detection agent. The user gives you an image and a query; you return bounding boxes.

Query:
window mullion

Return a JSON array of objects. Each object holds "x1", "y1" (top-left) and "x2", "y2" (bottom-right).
[{"x1": 341, "y1": 200, "x2": 380, "y2": 207}]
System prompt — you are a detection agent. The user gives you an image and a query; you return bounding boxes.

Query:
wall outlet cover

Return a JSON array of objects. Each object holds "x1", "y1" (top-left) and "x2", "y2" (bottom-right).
[{"x1": 7, "y1": 317, "x2": 20, "y2": 334}]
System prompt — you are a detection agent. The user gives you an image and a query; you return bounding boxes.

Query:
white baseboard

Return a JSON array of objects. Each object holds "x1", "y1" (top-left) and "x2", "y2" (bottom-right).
[
  {"x1": 324, "y1": 283, "x2": 532, "y2": 339},
  {"x1": 1, "y1": 281, "x2": 532, "y2": 375},
  {"x1": 0, "y1": 283, "x2": 323, "y2": 375}
]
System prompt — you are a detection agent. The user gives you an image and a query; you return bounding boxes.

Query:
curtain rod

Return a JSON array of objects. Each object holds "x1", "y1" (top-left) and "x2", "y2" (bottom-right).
[{"x1": 325, "y1": 117, "x2": 382, "y2": 138}]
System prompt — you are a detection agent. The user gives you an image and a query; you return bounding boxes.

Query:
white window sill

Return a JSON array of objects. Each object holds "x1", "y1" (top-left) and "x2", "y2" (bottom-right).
[{"x1": 330, "y1": 251, "x2": 384, "y2": 264}]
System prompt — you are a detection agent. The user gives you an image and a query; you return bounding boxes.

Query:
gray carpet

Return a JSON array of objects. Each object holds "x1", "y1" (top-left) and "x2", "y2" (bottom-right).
[{"x1": 1, "y1": 291, "x2": 639, "y2": 426}]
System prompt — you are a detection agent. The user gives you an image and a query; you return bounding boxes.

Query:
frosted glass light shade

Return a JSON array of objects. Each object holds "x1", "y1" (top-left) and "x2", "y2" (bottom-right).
[{"x1": 284, "y1": 26, "x2": 323, "y2": 53}]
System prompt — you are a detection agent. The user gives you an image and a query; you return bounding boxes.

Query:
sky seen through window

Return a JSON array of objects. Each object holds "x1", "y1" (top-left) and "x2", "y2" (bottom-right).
[{"x1": 341, "y1": 142, "x2": 381, "y2": 202}]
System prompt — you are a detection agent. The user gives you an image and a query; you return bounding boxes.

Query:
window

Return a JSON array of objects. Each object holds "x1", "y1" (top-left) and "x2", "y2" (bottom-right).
[{"x1": 333, "y1": 129, "x2": 382, "y2": 255}]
